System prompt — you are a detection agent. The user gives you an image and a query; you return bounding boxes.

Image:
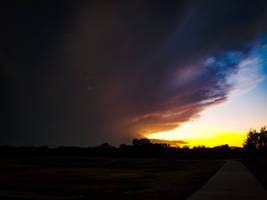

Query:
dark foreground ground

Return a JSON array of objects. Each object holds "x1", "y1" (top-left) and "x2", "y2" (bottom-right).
[
  {"x1": 243, "y1": 158, "x2": 267, "y2": 190},
  {"x1": 0, "y1": 157, "x2": 224, "y2": 200}
]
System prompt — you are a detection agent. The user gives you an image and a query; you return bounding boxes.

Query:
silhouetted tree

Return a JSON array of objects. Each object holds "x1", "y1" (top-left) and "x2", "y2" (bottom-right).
[
  {"x1": 132, "y1": 138, "x2": 139, "y2": 146},
  {"x1": 132, "y1": 138, "x2": 151, "y2": 146},
  {"x1": 243, "y1": 126, "x2": 267, "y2": 151},
  {"x1": 99, "y1": 143, "x2": 112, "y2": 149}
]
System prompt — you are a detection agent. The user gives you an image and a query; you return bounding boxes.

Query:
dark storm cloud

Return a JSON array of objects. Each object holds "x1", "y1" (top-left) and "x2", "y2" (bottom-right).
[{"x1": 2, "y1": 0, "x2": 267, "y2": 146}]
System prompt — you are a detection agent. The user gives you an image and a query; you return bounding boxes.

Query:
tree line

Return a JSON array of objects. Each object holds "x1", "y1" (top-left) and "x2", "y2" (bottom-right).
[{"x1": 0, "y1": 126, "x2": 266, "y2": 159}]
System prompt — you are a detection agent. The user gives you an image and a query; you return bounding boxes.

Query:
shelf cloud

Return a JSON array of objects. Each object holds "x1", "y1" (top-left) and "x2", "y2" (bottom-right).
[{"x1": 2, "y1": 0, "x2": 267, "y2": 146}]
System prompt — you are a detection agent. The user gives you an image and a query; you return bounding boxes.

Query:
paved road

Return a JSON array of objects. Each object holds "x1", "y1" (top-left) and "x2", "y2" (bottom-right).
[{"x1": 187, "y1": 160, "x2": 267, "y2": 200}]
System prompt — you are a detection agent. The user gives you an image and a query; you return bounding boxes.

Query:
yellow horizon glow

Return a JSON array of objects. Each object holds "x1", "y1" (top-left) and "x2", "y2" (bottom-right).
[
  {"x1": 146, "y1": 122, "x2": 247, "y2": 147},
  {"x1": 148, "y1": 133, "x2": 246, "y2": 148}
]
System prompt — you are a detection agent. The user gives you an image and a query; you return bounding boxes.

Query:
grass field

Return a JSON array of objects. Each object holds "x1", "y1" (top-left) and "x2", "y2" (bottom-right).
[{"x1": 0, "y1": 157, "x2": 224, "y2": 200}]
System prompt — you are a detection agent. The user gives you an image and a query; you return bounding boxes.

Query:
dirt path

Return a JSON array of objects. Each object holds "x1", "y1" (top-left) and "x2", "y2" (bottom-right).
[{"x1": 187, "y1": 160, "x2": 267, "y2": 200}]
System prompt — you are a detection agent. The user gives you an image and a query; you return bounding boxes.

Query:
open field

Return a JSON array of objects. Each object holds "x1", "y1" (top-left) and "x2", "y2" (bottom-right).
[{"x1": 0, "y1": 157, "x2": 224, "y2": 200}]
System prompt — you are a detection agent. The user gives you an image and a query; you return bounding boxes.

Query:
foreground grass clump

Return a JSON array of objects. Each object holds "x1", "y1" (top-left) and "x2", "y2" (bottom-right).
[{"x1": 0, "y1": 157, "x2": 224, "y2": 200}]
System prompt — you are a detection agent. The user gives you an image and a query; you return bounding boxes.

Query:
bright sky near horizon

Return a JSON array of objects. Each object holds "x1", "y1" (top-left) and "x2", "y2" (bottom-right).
[{"x1": 147, "y1": 44, "x2": 267, "y2": 147}]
